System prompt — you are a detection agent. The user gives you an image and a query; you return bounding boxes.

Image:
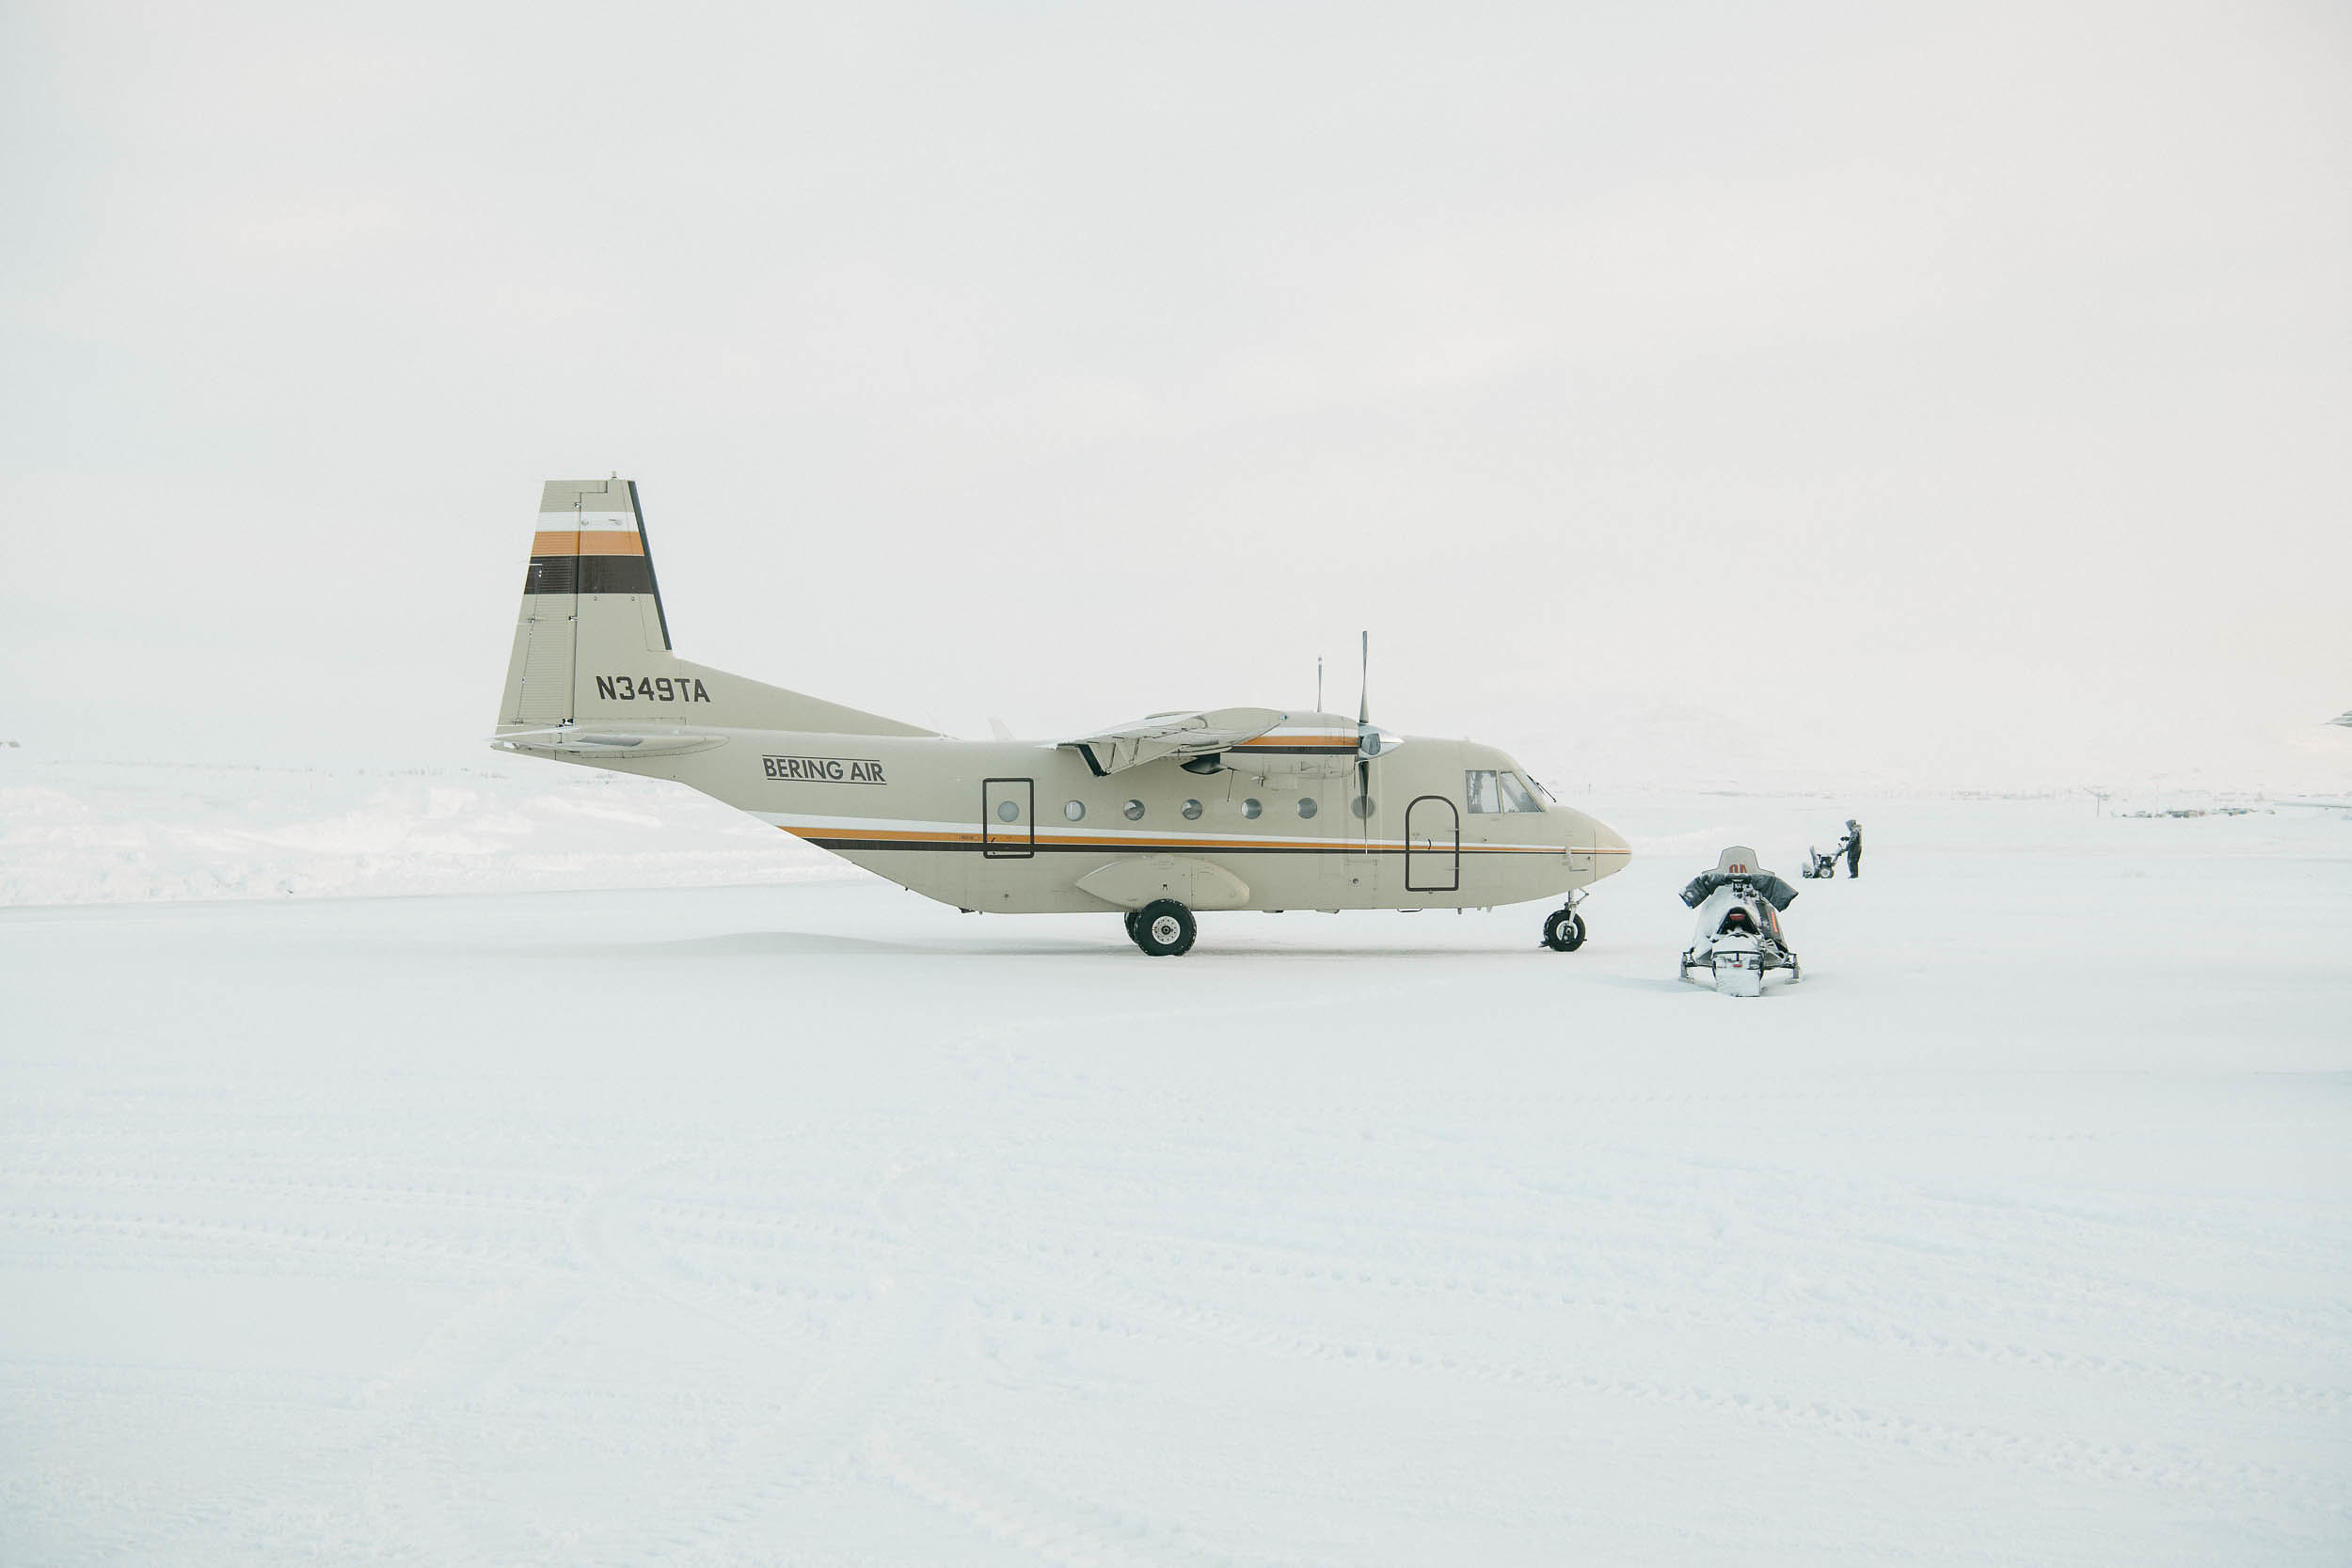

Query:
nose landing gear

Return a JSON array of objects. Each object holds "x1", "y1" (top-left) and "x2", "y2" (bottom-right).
[{"x1": 1540, "y1": 891, "x2": 1588, "y2": 952}]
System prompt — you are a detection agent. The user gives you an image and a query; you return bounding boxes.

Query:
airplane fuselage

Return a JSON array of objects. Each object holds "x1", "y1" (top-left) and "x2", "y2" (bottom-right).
[{"x1": 544, "y1": 719, "x2": 1629, "y2": 914}]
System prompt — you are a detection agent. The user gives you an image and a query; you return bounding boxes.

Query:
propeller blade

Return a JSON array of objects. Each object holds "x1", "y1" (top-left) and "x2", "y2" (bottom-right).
[
  {"x1": 1353, "y1": 633, "x2": 1373, "y2": 842},
  {"x1": 1358, "y1": 631, "x2": 1369, "y2": 726}
]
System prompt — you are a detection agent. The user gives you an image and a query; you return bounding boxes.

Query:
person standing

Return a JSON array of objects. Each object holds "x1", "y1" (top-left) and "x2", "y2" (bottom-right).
[{"x1": 1841, "y1": 819, "x2": 1863, "y2": 878}]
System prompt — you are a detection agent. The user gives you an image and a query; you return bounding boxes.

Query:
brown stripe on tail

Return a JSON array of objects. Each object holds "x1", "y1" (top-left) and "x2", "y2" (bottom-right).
[{"x1": 523, "y1": 554, "x2": 659, "y2": 595}]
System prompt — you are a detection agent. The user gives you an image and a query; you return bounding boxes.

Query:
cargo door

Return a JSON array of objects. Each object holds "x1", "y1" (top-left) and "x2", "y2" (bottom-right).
[{"x1": 1405, "y1": 794, "x2": 1459, "y2": 894}]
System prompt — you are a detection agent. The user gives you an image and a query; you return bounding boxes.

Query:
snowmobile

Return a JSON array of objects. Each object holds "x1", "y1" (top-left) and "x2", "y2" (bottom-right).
[{"x1": 1677, "y1": 847, "x2": 1802, "y2": 996}]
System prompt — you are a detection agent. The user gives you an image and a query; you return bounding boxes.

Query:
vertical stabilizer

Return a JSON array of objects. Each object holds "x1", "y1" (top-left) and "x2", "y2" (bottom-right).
[
  {"x1": 495, "y1": 478, "x2": 935, "y2": 740},
  {"x1": 501, "y1": 479, "x2": 671, "y2": 728}
]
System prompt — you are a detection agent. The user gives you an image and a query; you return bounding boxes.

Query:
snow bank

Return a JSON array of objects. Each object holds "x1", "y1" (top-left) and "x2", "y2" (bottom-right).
[{"x1": 0, "y1": 759, "x2": 851, "y2": 906}]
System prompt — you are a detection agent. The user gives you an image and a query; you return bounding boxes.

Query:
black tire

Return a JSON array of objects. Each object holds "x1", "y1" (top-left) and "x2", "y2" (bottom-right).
[
  {"x1": 1541, "y1": 908, "x2": 1586, "y2": 952},
  {"x1": 1133, "y1": 899, "x2": 1197, "y2": 957},
  {"x1": 1122, "y1": 909, "x2": 1143, "y2": 942}
]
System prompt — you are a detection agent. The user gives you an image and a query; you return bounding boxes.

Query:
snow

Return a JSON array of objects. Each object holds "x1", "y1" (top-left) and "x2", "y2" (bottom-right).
[{"x1": 3, "y1": 788, "x2": 2348, "y2": 1563}]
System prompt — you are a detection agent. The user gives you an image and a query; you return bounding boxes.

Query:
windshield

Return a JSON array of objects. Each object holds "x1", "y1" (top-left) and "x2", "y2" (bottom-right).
[{"x1": 1466, "y1": 769, "x2": 1544, "y2": 813}]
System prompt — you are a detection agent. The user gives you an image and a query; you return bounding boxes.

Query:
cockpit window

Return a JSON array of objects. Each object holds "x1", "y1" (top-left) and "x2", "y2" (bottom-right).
[
  {"x1": 1467, "y1": 769, "x2": 1542, "y2": 813},
  {"x1": 1498, "y1": 771, "x2": 1542, "y2": 813}
]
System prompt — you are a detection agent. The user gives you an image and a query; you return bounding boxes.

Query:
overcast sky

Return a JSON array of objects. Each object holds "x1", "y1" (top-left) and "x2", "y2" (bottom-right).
[{"x1": 5, "y1": 1, "x2": 2348, "y2": 791}]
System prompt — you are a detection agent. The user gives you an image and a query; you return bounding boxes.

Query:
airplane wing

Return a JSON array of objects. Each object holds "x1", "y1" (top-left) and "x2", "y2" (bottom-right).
[{"x1": 1061, "y1": 707, "x2": 1287, "y2": 776}]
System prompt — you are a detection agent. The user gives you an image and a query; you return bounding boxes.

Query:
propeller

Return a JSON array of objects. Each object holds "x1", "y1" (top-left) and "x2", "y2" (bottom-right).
[{"x1": 1358, "y1": 630, "x2": 1369, "y2": 729}]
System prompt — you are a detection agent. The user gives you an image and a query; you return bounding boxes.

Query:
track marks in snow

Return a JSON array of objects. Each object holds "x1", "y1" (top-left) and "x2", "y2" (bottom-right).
[
  {"x1": 7, "y1": 832, "x2": 2351, "y2": 1565},
  {"x1": 866, "y1": 1425, "x2": 1244, "y2": 1568}
]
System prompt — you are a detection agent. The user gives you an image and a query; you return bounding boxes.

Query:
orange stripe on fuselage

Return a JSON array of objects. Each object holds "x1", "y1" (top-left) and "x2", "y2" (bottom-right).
[
  {"x1": 530, "y1": 530, "x2": 644, "y2": 557},
  {"x1": 774, "y1": 823, "x2": 1577, "y2": 854}
]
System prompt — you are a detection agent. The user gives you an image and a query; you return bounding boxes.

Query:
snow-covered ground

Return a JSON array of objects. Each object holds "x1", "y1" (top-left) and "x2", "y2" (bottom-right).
[{"x1": 3, "y1": 790, "x2": 2348, "y2": 1563}]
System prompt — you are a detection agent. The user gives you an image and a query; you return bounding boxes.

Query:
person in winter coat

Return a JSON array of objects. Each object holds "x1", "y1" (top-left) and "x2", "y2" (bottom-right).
[{"x1": 1839, "y1": 819, "x2": 1863, "y2": 878}]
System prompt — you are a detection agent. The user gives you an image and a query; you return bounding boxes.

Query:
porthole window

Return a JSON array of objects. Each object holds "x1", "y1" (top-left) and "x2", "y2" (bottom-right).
[
  {"x1": 1351, "y1": 795, "x2": 1375, "y2": 819},
  {"x1": 1296, "y1": 797, "x2": 1319, "y2": 818},
  {"x1": 1064, "y1": 800, "x2": 1086, "y2": 821},
  {"x1": 996, "y1": 799, "x2": 1021, "y2": 822},
  {"x1": 1242, "y1": 799, "x2": 1263, "y2": 819},
  {"x1": 1123, "y1": 799, "x2": 1145, "y2": 821},
  {"x1": 1181, "y1": 799, "x2": 1202, "y2": 820}
]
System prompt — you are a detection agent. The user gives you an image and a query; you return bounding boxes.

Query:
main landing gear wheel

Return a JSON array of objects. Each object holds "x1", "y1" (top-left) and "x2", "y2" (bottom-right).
[
  {"x1": 1131, "y1": 899, "x2": 1197, "y2": 957},
  {"x1": 1122, "y1": 910, "x2": 1143, "y2": 942},
  {"x1": 1541, "y1": 908, "x2": 1587, "y2": 952}
]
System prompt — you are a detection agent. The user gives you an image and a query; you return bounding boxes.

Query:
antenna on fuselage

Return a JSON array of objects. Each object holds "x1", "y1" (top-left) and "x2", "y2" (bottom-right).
[{"x1": 1317, "y1": 656, "x2": 1324, "y2": 714}]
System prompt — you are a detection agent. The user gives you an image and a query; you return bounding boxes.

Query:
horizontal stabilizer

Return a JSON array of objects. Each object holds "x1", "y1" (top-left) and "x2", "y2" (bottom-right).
[{"x1": 491, "y1": 726, "x2": 730, "y2": 758}]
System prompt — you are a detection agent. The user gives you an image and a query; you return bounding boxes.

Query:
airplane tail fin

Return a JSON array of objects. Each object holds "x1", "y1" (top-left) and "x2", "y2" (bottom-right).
[{"x1": 495, "y1": 478, "x2": 934, "y2": 740}]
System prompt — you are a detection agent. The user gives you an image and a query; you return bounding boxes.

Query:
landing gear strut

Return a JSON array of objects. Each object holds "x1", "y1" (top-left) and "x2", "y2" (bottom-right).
[
  {"x1": 1128, "y1": 899, "x2": 1197, "y2": 957},
  {"x1": 1541, "y1": 892, "x2": 1588, "y2": 952}
]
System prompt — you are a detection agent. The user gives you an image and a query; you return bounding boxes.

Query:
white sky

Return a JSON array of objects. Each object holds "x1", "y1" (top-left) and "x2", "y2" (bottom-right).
[{"x1": 5, "y1": 1, "x2": 2348, "y2": 791}]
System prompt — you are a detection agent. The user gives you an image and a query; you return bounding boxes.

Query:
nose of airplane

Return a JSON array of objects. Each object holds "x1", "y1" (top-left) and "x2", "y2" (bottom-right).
[{"x1": 1581, "y1": 812, "x2": 1632, "y2": 877}]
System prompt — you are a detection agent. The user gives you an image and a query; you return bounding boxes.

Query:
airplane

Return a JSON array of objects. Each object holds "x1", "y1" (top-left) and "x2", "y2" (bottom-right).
[{"x1": 490, "y1": 477, "x2": 1632, "y2": 955}]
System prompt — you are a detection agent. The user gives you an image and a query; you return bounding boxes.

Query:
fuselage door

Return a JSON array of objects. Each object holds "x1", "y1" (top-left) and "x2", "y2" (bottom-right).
[
  {"x1": 1405, "y1": 794, "x2": 1459, "y2": 894},
  {"x1": 983, "y1": 777, "x2": 1034, "y2": 858}
]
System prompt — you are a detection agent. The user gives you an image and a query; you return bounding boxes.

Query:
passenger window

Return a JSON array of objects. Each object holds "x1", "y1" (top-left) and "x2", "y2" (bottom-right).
[
  {"x1": 1123, "y1": 800, "x2": 1145, "y2": 820},
  {"x1": 1297, "y1": 797, "x2": 1318, "y2": 818},
  {"x1": 1465, "y1": 770, "x2": 1502, "y2": 813},
  {"x1": 1498, "y1": 772, "x2": 1542, "y2": 813},
  {"x1": 996, "y1": 799, "x2": 1021, "y2": 822},
  {"x1": 1242, "y1": 798, "x2": 1263, "y2": 819},
  {"x1": 1182, "y1": 799, "x2": 1202, "y2": 820},
  {"x1": 1064, "y1": 800, "x2": 1086, "y2": 821}
]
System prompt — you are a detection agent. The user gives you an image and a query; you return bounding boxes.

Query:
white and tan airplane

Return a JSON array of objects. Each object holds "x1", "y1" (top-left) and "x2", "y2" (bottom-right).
[{"x1": 492, "y1": 477, "x2": 1631, "y2": 954}]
